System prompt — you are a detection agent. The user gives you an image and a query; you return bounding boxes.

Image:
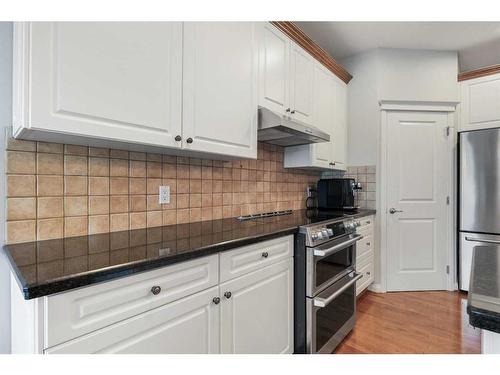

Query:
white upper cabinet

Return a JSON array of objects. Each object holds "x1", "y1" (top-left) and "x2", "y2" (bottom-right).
[
  {"x1": 13, "y1": 22, "x2": 183, "y2": 148},
  {"x1": 332, "y1": 77, "x2": 348, "y2": 167},
  {"x1": 289, "y1": 42, "x2": 315, "y2": 125},
  {"x1": 459, "y1": 73, "x2": 500, "y2": 132},
  {"x1": 258, "y1": 23, "x2": 290, "y2": 115},
  {"x1": 258, "y1": 23, "x2": 314, "y2": 125},
  {"x1": 283, "y1": 62, "x2": 348, "y2": 171},
  {"x1": 311, "y1": 64, "x2": 336, "y2": 167},
  {"x1": 182, "y1": 22, "x2": 258, "y2": 159}
]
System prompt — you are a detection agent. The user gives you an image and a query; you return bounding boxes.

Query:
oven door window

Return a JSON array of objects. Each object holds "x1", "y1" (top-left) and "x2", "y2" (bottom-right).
[
  {"x1": 315, "y1": 244, "x2": 354, "y2": 290},
  {"x1": 314, "y1": 279, "x2": 356, "y2": 353}
]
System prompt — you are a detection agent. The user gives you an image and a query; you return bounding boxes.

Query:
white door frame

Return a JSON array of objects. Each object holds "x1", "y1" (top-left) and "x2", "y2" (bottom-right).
[{"x1": 375, "y1": 100, "x2": 458, "y2": 293}]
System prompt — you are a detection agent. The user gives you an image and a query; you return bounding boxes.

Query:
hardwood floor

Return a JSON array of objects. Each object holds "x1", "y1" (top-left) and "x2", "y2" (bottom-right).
[{"x1": 335, "y1": 291, "x2": 481, "y2": 354}]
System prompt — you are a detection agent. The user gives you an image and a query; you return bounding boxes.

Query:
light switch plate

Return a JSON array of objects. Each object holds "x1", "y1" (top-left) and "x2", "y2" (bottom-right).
[{"x1": 159, "y1": 186, "x2": 170, "y2": 204}]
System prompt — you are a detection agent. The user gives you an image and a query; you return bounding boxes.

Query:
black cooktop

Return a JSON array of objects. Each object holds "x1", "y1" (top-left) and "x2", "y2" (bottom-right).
[{"x1": 304, "y1": 209, "x2": 356, "y2": 223}]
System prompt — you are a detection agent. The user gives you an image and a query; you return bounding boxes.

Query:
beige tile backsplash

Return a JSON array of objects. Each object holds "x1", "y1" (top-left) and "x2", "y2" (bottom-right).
[
  {"x1": 345, "y1": 165, "x2": 376, "y2": 210},
  {"x1": 5, "y1": 138, "x2": 321, "y2": 243}
]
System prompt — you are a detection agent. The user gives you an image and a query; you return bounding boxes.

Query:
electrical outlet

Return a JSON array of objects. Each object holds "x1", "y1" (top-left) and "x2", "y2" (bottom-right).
[{"x1": 159, "y1": 186, "x2": 170, "y2": 204}]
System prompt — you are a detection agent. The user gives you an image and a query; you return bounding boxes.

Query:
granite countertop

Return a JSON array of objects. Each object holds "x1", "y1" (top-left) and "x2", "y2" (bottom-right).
[
  {"x1": 3, "y1": 209, "x2": 376, "y2": 300},
  {"x1": 467, "y1": 245, "x2": 500, "y2": 334}
]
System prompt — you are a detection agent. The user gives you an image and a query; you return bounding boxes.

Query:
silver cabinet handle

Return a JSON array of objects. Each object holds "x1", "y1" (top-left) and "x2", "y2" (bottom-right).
[
  {"x1": 313, "y1": 235, "x2": 362, "y2": 257},
  {"x1": 465, "y1": 237, "x2": 500, "y2": 245},
  {"x1": 313, "y1": 273, "x2": 363, "y2": 308},
  {"x1": 389, "y1": 208, "x2": 403, "y2": 214}
]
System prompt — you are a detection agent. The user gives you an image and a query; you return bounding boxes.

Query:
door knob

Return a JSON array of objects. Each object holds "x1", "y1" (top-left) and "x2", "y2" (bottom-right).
[{"x1": 389, "y1": 208, "x2": 403, "y2": 214}]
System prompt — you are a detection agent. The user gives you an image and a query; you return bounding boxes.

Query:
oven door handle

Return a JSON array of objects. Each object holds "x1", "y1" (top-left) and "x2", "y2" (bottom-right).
[
  {"x1": 313, "y1": 234, "x2": 363, "y2": 257},
  {"x1": 313, "y1": 273, "x2": 363, "y2": 308}
]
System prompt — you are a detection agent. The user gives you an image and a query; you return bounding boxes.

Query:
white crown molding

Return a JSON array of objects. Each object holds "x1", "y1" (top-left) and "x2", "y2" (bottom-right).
[{"x1": 379, "y1": 100, "x2": 459, "y2": 112}]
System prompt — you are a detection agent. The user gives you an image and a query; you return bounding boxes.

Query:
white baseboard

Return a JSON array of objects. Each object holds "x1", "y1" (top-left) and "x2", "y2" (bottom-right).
[{"x1": 368, "y1": 283, "x2": 386, "y2": 293}]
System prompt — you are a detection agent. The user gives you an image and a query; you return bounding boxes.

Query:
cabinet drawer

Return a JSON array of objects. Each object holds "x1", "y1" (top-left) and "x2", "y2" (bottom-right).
[
  {"x1": 356, "y1": 259, "x2": 374, "y2": 296},
  {"x1": 356, "y1": 249, "x2": 373, "y2": 269},
  {"x1": 356, "y1": 234, "x2": 373, "y2": 258},
  {"x1": 219, "y1": 235, "x2": 293, "y2": 282},
  {"x1": 357, "y1": 216, "x2": 374, "y2": 229},
  {"x1": 45, "y1": 286, "x2": 220, "y2": 354},
  {"x1": 45, "y1": 254, "x2": 218, "y2": 348}
]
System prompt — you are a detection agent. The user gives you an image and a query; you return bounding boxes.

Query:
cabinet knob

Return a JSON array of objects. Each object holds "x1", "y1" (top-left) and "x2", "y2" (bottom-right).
[
  {"x1": 366, "y1": 242, "x2": 371, "y2": 246},
  {"x1": 285, "y1": 108, "x2": 291, "y2": 113},
  {"x1": 366, "y1": 272, "x2": 371, "y2": 276},
  {"x1": 290, "y1": 110, "x2": 296, "y2": 114},
  {"x1": 151, "y1": 286, "x2": 161, "y2": 295},
  {"x1": 186, "y1": 137, "x2": 193, "y2": 144},
  {"x1": 261, "y1": 251, "x2": 269, "y2": 258},
  {"x1": 224, "y1": 291, "x2": 232, "y2": 299},
  {"x1": 174, "y1": 135, "x2": 182, "y2": 142},
  {"x1": 212, "y1": 297, "x2": 221, "y2": 305}
]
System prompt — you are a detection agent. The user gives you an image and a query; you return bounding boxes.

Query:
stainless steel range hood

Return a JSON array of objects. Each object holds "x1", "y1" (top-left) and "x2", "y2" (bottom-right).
[{"x1": 257, "y1": 107, "x2": 330, "y2": 147}]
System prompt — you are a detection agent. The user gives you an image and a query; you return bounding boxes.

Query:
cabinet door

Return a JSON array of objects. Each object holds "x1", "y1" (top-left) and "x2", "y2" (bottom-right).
[
  {"x1": 460, "y1": 74, "x2": 500, "y2": 132},
  {"x1": 289, "y1": 42, "x2": 314, "y2": 125},
  {"x1": 311, "y1": 64, "x2": 336, "y2": 167},
  {"x1": 220, "y1": 258, "x2": 293, "y2": 354},
  {"x1": 22, "y1": 22, "x2": 183, "y2": 148},
  {"x1": 45, "y1": 287, "x2": 220, "y2": 354},
  {"x1": 332, "y1": 79, "x2": 348, "y2": 168},
  {"x1": 258, "y1": 23, "x2": 290, "y2": 115},
  {"x1": 183, "y1": 22, "x2": 258, "y2": 159}
]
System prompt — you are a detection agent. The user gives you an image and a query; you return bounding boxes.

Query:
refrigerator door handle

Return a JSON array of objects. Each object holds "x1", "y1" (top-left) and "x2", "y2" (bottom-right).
[{"x1": 465, "y1": 236, "x2": 500, "y2": 245}]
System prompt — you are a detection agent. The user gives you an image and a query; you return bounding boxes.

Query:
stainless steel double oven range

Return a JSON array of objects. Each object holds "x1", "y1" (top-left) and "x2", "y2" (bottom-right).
[{"x1": 294, "y1": 213, "x2": 363, "y2": 353}]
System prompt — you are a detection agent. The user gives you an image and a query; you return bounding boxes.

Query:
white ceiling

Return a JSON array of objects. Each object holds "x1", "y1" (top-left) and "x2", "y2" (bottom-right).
[{"x1": 295, "y1": 22, "x2": 500, "y2": 72}]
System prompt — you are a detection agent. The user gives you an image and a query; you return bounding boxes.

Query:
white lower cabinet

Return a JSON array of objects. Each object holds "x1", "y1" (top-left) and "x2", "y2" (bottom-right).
[
  {"x1": 355, "y1": 216, "x2": 375, "y2": 296},
  {"x1": 13, "y1": 235, "x2": 293, "y2": 354},
  {"x1": 220, "y1": 258, "x2": 294, "y2": 354},
  {"x1": 45, "y1": 286, "x2": 220, "y2": 354}
]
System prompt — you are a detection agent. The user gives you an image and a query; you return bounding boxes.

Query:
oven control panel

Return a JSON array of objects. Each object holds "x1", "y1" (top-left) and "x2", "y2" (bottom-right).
[{"x1": 304, "y1": 219, "x2": 361, "y2": 247}]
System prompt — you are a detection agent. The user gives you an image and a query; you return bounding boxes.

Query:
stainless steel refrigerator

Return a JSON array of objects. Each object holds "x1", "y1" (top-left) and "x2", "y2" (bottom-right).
[{"x1": 459, "y1": 127, "x2": 500, "y2": 291}]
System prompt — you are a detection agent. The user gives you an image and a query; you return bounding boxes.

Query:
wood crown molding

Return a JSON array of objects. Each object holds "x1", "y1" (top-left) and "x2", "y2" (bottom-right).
[
  {"x1": 271, "y1": 21, "x2": 353, "y2": 84},
  {"x1": 458, "y1": 64, "x2": 500, "y2": 81}
]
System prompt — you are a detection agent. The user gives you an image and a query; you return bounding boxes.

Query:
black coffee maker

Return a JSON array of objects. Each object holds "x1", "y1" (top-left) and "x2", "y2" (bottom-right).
[{"x1": 316, "y1": 178, "x2": 361, "y2": 211}]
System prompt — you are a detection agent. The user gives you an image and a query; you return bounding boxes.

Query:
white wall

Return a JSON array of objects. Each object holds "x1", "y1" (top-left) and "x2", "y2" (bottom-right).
[
  {"x1": 342, "y1": 48, "x2": 459, "y2": 166},
  {"x1": 377, "y1": 48, "x2": 459, "y2": 102},
  {"x1": 0, "y1": 22, "x2": 12, "y2": 354},
  {"x1": 342, "y1": 50, "x2": 380, "y2": 167}
]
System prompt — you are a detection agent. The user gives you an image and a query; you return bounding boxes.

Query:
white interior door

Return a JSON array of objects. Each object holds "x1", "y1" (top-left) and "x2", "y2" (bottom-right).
[{"x1": 386, "y1": 111, "x2": 451, "y2": 291}]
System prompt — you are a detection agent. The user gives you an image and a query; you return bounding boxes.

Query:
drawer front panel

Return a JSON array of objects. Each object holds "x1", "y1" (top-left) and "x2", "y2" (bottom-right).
[
  {"x1": 356, "y1": 259, "x2": 374, "y2": 296},
  {"x1": 357, "y1": 216, "x2": 374, "y2": 229},
  {"x1": 356, "y1": 249, "x2": 374, "y2": 269},
  {"x1": 46, "y1": 254, "x2": 218, "y2": 348},
  {"x1": 356, "y1": 234, "x2": 373, "y2": 258},
  {"x1": 219, "y1": 235, "x2": 293, "y2": 282},
  {"x1": 45, "y1": 286, "x2": 220, "y2": 354}
]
